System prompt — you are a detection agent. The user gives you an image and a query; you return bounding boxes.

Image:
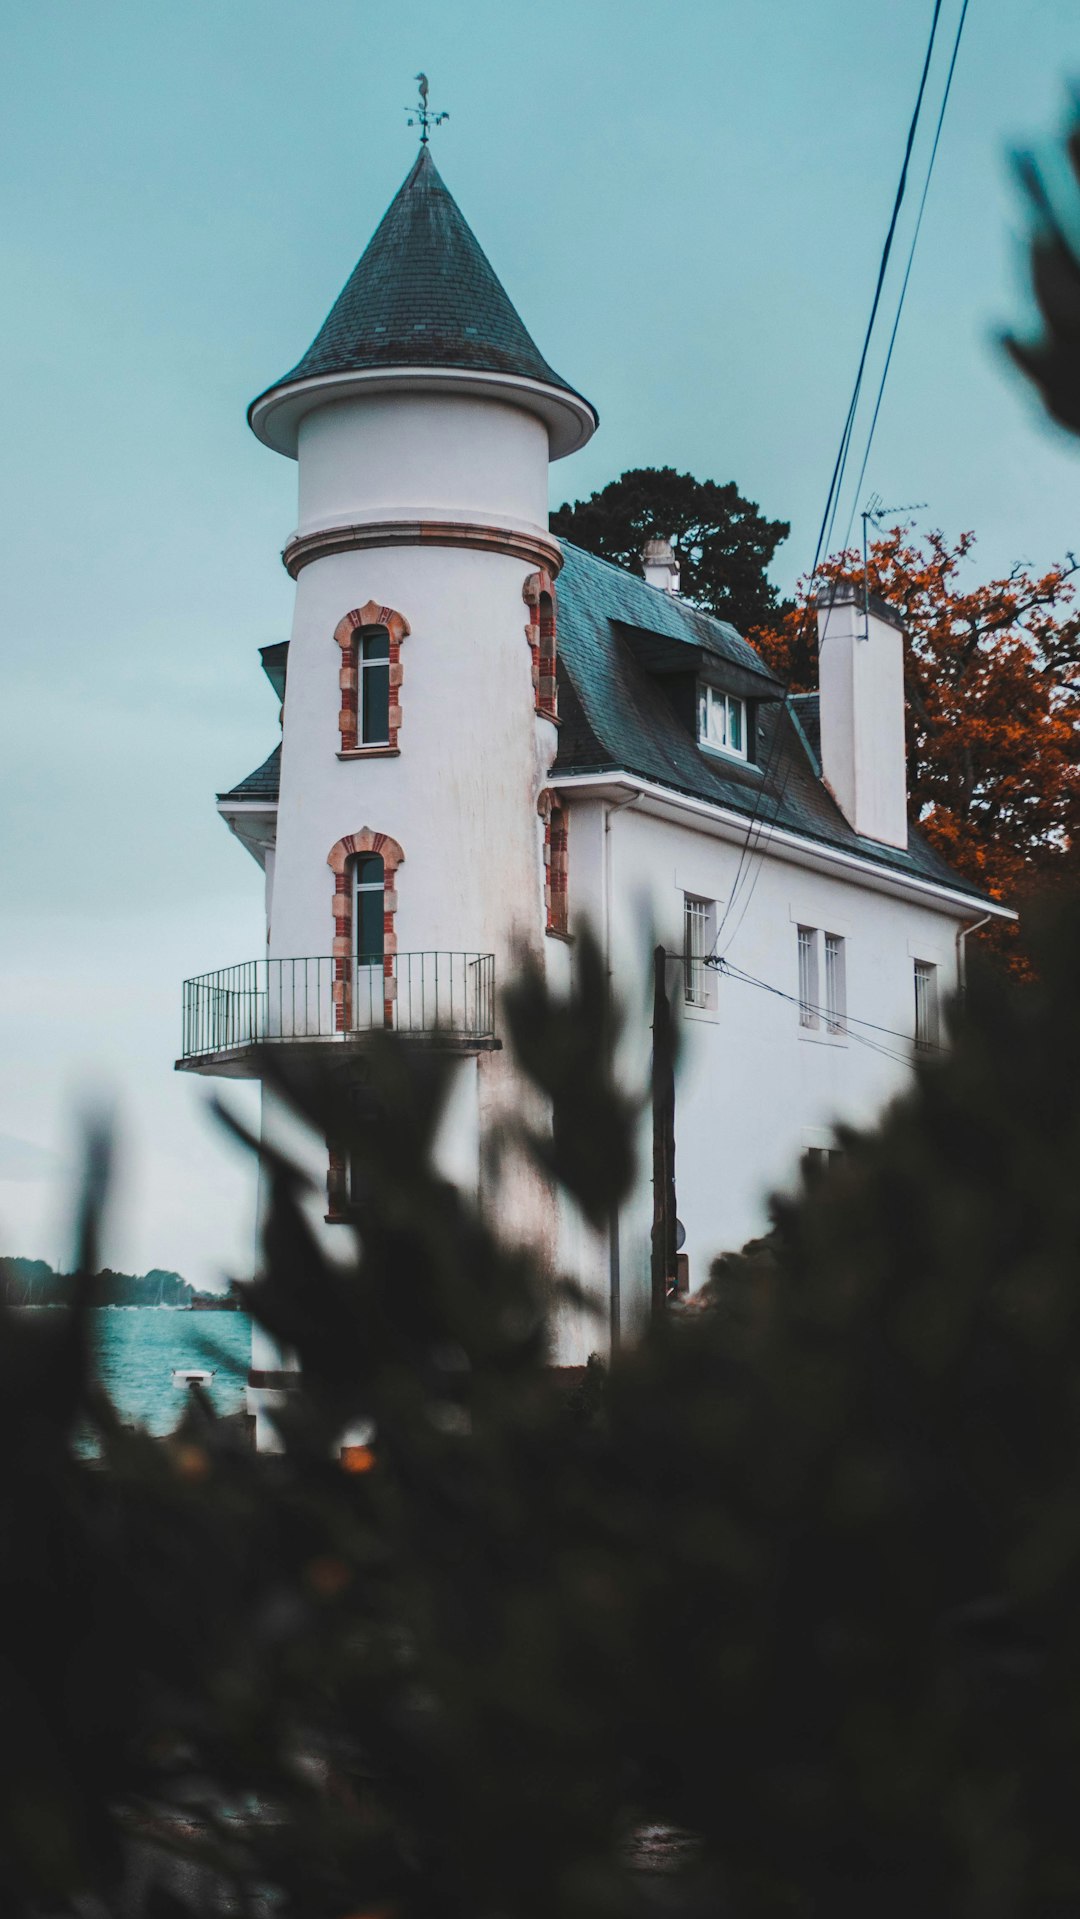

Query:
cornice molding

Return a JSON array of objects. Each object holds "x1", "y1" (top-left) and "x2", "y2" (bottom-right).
[{"x1": 283, "y1": 518, "x2": 563, "y2": 580}]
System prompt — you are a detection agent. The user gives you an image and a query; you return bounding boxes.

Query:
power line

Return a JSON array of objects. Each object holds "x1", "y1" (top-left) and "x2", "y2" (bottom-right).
[
  {"x1": 713, "y1": 0, "x2": 969, "y2": 962},
  {"x1": 838, "y1": 0, "x2": 972, "y2": 557},
  {"x1": 711, "y1": 0, "x2": 951, "y2": 948},
  {"x1": 710, "y1": 955, "x2": 944, "y2": 1058}
]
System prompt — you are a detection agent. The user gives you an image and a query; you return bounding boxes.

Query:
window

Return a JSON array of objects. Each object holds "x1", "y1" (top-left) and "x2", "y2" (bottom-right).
[
  {"x1": 333, "y1": 602, "x2": 409, "y2": 756},
  {"x1": 353, "y1": 854, "x2": 385, "y2": 964},
  {"x1": 544, "y1": 798, "x2": 569, "y2": 937},
  {"x1": 823, "y1": 933, "x2": 846, "y2": 1034},
  {"x1": 683, "y1": 895, "x2": 714, "y2": 1007},
  {"x1": 803, "y1": 1146, "x2": 845, "y2": 1179},
  {"x1": 914, "y1": 959, "x2": 938, "y2": 1050},
  {"x1": 797, "y1": 926, "x2": 818, "y2": 1028},
  {"x1": 328, "y1": 828, "x2": 404, "y2": 1036},
  {"x1": 523, "y1": 570, "x2": 559, "y2": 721},
  {"x1": 697, "y1": 684, "x2": 747, "y2": 760},
  {"x1": 359, "y1": 628, "x2": 390, "y2": 744}
]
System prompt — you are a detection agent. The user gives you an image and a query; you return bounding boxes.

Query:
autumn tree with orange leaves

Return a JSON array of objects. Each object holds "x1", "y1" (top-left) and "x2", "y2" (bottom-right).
[{"x1": 750, "y1": 526, "x2": 1080, "y2": 958}]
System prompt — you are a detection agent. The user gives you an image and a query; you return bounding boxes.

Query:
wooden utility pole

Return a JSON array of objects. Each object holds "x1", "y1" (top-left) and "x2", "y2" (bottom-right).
[{"x1": 650, "y1": 945, "x2": 678, "y2": 1317}]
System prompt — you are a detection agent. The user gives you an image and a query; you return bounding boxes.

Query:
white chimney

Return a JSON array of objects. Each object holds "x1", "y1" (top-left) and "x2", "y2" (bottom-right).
[
  {"x1": 816, "y1": 581, "x2": 908, "y2": 849},
  {"x1": 642, "y1": 536, "x2": 681, "y2": 594}
]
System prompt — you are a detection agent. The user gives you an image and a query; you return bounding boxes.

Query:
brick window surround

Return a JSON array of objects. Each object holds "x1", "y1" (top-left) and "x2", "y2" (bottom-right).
[
  {"x1": 538, "y1": 790, "x2": 569, "y2": 937},
  {"x1": 326, "y1": 828, "x2": 405, "y2": 1032},
  {"x1": 334, "y1": 601, "x2": 410, "y2": 756},
  {"x1": 523, "y1": 570, "x2": 558, "y2": 721}
]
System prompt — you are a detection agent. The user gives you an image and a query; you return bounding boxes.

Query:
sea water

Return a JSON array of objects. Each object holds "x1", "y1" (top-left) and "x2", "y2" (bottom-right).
[{"x1": 85, "y1": 1307, "x2": 252, "y2": 1435}]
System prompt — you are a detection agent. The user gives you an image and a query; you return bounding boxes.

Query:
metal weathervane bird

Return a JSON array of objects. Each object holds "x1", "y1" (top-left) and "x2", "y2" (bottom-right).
[{"x1": 406, "y1": 73, "x2": 448, "y2": 145}]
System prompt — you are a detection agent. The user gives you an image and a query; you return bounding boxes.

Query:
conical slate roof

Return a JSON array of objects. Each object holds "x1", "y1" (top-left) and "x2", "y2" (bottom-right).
[{"x1": 253, "y1": 147, "x2": 591, "y2": 410}]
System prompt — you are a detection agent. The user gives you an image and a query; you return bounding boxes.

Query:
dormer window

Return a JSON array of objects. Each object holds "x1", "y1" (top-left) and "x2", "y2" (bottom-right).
[{"x1": 698, "y1": 684, "x2": 747, "y2": 760}]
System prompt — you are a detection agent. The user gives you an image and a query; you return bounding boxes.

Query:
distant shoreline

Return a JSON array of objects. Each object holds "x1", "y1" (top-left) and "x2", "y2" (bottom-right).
[
  {"x1": 10, "y1": 1299, "x2": 243, "y2": 1312},
  {"x1": 1, "y1": 1257, "x2": 241, "y2": 1311}
]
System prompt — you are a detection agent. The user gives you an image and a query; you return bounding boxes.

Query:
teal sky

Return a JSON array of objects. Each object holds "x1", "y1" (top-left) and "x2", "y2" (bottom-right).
[{"x1": 2, "y1": 0, "x2": 1078, "y2": 1285}]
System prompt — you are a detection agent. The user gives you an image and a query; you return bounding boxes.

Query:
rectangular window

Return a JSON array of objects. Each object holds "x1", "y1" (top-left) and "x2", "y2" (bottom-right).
[
  {"x1": 697, "y1": 684, "x2": 748, "y2": 761},
  {"x1": 823, "y1": 933, "x2": 846, "y2": 1034},
  {"x1": 683, "y1": 895, "x2": 713, "y2": 1007},
  {"x1": 360, "y1": 629, "x2": 391, "y2": 744},
  {"x1": 797, "y1": 926, "x2": 818, "y2": 1028},
  {"x1": 804, "y1": 1145, "x2": 845, "y2": 1179},
  {"x1": 914, "y1": 959, "x2": 938, "y2": 1050}
]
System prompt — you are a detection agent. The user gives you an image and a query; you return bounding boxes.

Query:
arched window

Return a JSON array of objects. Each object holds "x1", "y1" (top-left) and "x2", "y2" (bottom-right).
[
  {"x1": 327, "y1": 828, "x2": 404, "y2": 1032},
  {"x1": 523, "y1": 570, "x2": 559, "y2": 722},
  {"x1": 334, "y1": 602, "x2": 410, "y2": 756}
]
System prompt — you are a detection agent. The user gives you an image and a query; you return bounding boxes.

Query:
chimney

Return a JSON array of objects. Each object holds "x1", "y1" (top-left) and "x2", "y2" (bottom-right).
[
  {"x1": 816, "y1": 580, "x2": 908, "y2": 849},
  {"x1": 642, "y1": 536, "x2": 681, "y2": 594}
]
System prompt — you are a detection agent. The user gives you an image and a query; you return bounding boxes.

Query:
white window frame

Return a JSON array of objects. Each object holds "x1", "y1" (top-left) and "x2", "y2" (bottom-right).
[
  {"x1": 697, "y1": 683, "x2": 748, "y2": 762},
  {"x1": 823, "y1": 932, "x2": 846, "y2": 1035},
  {"x1": 683, "y1": 894, "x2": 716, "y2": 1011},
  {"x1": 913, "y1": 958, "x2": 938, "y2": 1051},
  {"x1": 797, "y1": 925, "x2": 818, "y2": 1029}
]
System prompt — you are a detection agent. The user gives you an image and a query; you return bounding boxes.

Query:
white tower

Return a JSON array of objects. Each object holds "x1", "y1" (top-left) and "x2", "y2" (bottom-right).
[{"x1": 188, "y1": 145, "x2": 597, "y2": 1438}]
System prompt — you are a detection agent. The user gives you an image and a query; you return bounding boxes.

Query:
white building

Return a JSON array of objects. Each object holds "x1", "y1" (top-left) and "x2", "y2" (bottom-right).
[{"x1": 177, "y1": 147, "x2": 1009, "y2": 1436}]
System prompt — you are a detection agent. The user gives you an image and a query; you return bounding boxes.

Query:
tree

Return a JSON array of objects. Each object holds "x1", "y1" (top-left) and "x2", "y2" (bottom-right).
[
  {"x1": 749, "y1": 526, "x2": 1080, "y2": 957},
  {"x1": 551, "y1": 466, "x2": 790, "y2": 632},
  {"x1": 15, "y1": 901, "x2": 1080, "y2": 1915}
]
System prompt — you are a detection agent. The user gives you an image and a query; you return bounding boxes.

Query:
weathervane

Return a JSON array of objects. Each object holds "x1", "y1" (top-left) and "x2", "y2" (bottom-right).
[{"x1": 406, "y1": 73, "x2": 448, "y2": 145}]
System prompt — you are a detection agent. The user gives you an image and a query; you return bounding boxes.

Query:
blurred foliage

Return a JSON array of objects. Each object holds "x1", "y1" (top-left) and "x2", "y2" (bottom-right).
[
  {"x1": 8, "y1": 907, "x2": 1080, "y2": 1915},
  {"x1": 1007, "y1": 108, "x2": 1080, "y2": 437}
]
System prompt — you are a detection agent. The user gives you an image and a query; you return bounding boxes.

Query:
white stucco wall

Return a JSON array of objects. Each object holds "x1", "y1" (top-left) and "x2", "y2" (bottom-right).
[
  {"x1": 295, "y1": 390, "x2": 551, "y2": 540},
  {"x1": 560, "y1": 791, "x2": 972, "y2": 1355}
]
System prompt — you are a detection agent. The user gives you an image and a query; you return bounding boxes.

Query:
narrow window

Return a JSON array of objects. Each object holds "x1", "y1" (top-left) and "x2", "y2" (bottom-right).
[
  {"x1": 797, "y1": 926, "x2": 818, "y2": 1028},
  {"x1": 697, "y1": 685, "x2": 748, "y2": 761},
  {"x1": 546, "y1": 801, "x2": 569, "y2": 937},
  {"x1": 353, "y1": 853, "x2": 385, "y2": 1030},
  {"x1": 804, "y1": 1146, "x2": 845, "y2": 1179},
  {"x1": 683, "y1": 895, "x2": 712, "y2": 1007},
  {"x1": 823, "y1": 933, "x2": 846, "y2": 1034},
  {"x1": 914, "y1": 959, "x2": 938, "y2": 1050},
  {"x1": 360, "y1": 628, "x2": 391, "y2": 744},
  {"x1": 353, "y1": 854, "x2": 385, "y2": 962}
]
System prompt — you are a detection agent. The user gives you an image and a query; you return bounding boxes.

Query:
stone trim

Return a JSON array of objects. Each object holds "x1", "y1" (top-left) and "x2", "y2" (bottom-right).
[
  {"x1": 538, "y1": 790, "x2": 569, "y2": 937},
  {"x1": 334, "y1": 602, "x2": 410, "y2": 755},
  {"x1": 523, "y1": 569, "x2": 559, "y2": 721},
  {"x1": 327, "y1": 828, "x2": 405, "y2": 1032},
  {"x1": 285, "y1": 519, "x2": 563, "y2": 580}
]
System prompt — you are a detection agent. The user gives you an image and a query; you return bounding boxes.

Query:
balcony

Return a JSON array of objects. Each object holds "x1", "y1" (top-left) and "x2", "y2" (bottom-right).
[{"x1": 176, "y1": 952, "x2": 497, "y2": 1076}]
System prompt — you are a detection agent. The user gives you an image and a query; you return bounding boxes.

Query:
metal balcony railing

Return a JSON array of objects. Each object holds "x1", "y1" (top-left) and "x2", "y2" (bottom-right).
[{"x1": 180, "y1": 952, "x2": 496, "y2": 1063}]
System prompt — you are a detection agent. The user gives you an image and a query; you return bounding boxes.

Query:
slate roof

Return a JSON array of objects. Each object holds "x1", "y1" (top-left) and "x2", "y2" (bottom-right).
[
  {"x1": 551, "y1": 543, "x2": 990, "y2": 902},
  {"x1": 220, "y1": 545, "x2": 988, "y2": 905},
  {"x1": 217, "y1": 744, "x2": 280, "y2": 805},
  {"x1": 249, "y1": 148, "x2": 593, "y2": 418}
]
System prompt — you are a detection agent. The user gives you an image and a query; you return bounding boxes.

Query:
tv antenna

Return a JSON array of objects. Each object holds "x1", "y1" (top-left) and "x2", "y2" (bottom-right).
[
  {"x1": 406, "y1": 73, "x2": 448, "y2": 145},
  {"x1": 859, "y1": 494, "x2": 925, "y2": 638}
]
